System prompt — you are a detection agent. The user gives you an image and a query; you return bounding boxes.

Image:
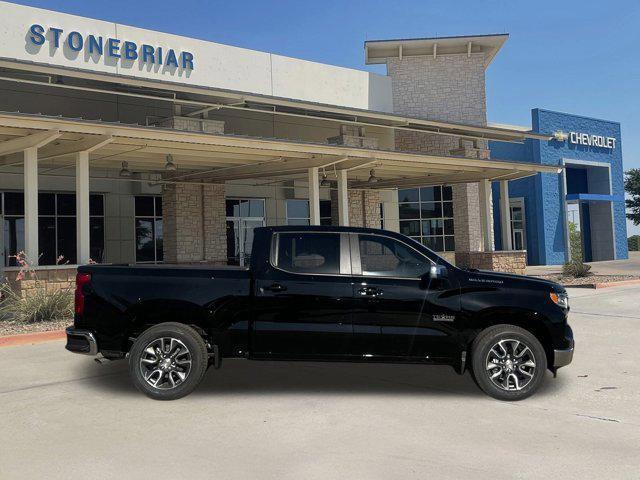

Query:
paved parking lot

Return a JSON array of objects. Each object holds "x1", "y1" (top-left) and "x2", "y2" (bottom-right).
[{"x1": 1, "y1": 285, "x2": 639, "y2": 479}]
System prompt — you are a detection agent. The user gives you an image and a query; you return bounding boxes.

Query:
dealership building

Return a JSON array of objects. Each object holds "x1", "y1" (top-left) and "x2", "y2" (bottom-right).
[{"x1": 0, "y1": 1, "x2": 628, "y2": 289}]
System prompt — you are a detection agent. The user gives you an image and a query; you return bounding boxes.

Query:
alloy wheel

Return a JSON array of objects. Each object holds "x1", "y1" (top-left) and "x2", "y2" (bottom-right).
[
  {"x1": 485, "y1": 338, "x2": 537, "y2": 391},
  {"x1": 139, "y1": 337, "x2": 192, "y2": 390}
]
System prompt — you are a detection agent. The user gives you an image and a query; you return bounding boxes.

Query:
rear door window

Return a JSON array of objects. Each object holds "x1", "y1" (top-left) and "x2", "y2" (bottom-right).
[{"x1": 275, "y1": 233, "x2": 341, "y2": 275}]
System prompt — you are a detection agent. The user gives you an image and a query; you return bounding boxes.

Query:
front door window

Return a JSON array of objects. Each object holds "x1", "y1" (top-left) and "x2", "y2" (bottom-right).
[{"x1": 358, "y1": 234, "x2": 432, "y2": 278}]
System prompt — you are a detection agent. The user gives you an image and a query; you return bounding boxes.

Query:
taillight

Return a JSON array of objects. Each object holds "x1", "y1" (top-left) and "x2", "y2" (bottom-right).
[{"x1": 75, "y1": 272, "x2": 91, "y2": 315}]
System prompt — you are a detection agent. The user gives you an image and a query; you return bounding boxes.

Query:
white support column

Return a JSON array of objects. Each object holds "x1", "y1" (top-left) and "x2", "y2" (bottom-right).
[
  {"x1": 336, "y1": 169, "x2": 349, "y2": 226},
  {"x1": 76, "y1": 151, "x2": 91, "y2": 264},
  {"x1": 478, "y1": 179, "x2": 494, "y2": 252},
  {"x1": 308, "y1": 167, "x2": 320, "y2": 225},
  {"x1": 499, "y1": 180, "x2": 513, "y2": 251},
  {"x1": 23, "y1": 147, "x2": 39, "y2": 265}
]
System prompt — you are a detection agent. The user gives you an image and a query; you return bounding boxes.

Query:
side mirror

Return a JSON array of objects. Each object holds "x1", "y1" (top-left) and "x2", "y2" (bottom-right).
[{"x1": 429, "y1": 264, "x2": 448, "y2": 279}]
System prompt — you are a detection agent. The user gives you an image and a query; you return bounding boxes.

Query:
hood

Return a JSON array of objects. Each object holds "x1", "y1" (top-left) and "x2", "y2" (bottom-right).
[{"x1": 462, "y1": 268, "x2": 565, "y2": 293}]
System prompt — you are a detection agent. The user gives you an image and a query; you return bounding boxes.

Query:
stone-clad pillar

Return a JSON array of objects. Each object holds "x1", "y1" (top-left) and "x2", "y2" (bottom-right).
[
  {"x1": 347, "y1": 190, "x2": 364, "y2": 227},
  {"x1": 386, "y1": 53, "x2": 493, "y2": 262},
  {"x1": 203, "y1": 184, "x2": 227, "y2": 263},
  {"x1": 339, "y1": 190, "x2": 381, "y2": 229},
  {"x1": 162, "y1": 183, "x2": 204, "y2": 263},
  {"x1": 163, "y1": 183, "x2": 227, "y2": 264},
  {"x1": 452, "y1": 183, "x2": 482, "y2": 252}
]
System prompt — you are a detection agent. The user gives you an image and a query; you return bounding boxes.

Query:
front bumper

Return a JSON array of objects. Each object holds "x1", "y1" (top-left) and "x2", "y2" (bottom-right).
[
  {"x1": 553, "y1": 346, "x2": 574, "y2": 367},
  {"x1": 65, "y1": 327, "x2": 98, "y2": 356},
  {"x1": 552, "y1": 322, "x2": 574, "y2": 367}
]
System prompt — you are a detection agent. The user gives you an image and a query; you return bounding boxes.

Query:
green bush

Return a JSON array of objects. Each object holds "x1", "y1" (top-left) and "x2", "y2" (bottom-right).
[
  {"x1": 629, "y1": 235, "x2": 640, "y2": 252},
  {"x1": 568, "y1": 221, "x2": 583, "y2": 261},
  {"x1": 0, "y1": 283, "x2": 73, "y2": 323},
  {"x1": 562, "y1": 261, "x2": 592, "y2": 278}
]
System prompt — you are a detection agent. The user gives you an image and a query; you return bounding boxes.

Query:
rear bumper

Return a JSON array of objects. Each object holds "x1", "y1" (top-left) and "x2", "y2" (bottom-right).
[{"x1": 65, "y1": 327, "x2": 98, "y2": 356}]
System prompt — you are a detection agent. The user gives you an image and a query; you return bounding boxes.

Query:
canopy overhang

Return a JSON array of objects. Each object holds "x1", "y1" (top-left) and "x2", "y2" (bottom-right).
[
  {"x1": 0, "y1": 111, "x2": 561, "y2": 189},
  {"x1": 0, "y1": 58, "x2": 550, "y2": 144}
]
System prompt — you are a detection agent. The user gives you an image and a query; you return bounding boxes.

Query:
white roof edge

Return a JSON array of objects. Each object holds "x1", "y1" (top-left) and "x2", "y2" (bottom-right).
[{"x1": 365, "y1": 33, "x2": 509, "y2": 67}]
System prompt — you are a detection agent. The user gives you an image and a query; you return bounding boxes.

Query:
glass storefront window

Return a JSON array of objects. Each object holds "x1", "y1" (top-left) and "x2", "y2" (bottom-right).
[
  {"x1": 135, "y1": 196, "x2": 163, "y2": 263},
  {"x1": 285, "y1": 199, "x2": 332, "y2": 226},
  {"x1": 397, "y1": 186, "x2": 455, "y2": 252},
  {"x1": 1, "y1": 192, "x2": 105, "y2": 266}
]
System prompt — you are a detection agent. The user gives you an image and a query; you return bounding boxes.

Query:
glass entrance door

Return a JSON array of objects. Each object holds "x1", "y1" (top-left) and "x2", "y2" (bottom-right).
[
  {"x1": 509, "y1": 199, "x2": 527, "y2": 251},
  {"x1": 225, "y1": 199, "x2": 265, "y2": 266}
]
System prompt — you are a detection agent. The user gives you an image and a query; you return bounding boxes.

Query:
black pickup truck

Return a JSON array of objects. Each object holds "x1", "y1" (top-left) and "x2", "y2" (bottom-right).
[{"x1": 66, "y1": 226, "x2": 574, "y2": 401}]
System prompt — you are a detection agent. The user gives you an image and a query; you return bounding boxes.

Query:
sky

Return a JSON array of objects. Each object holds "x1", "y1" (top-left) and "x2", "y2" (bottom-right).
[{"x1": 8, "y1": 0, "x2": 640, "y2": 235}]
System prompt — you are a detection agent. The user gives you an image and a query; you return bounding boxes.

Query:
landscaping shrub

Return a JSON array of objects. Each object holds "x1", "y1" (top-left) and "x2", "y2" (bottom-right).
[
  {"x1": 0, "y1": 251, "x2": 73, "y2": 324},
  {"x1": 562, "y1": 261, "x2": 592, "y2": 278},
  {"x1": 0, "y1": 283, "x2": 73, "y2": 323}
]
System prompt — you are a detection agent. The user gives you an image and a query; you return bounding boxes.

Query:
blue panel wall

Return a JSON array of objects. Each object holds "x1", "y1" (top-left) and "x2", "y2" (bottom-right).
[
  {"x1": 490, "y1": 108, "x2": 628, "y2": 265},
  {"x1": 533, "y1": 109, "x2": 627, "y2": 263}
]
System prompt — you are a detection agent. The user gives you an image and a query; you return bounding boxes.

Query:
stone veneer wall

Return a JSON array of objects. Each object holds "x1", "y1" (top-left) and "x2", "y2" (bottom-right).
[
  {"x1": 163, "y1": 183, "x2": 227, "y2": 264},
  {"x1": 4, "y1": 267, "x2": 77, "y2": 296},
  {"x1": 387, "y1": 53, "x2": 491, "y2": 254},
  {"x1": 455, "y1": 251, "x2": 527, "y2": 275}
]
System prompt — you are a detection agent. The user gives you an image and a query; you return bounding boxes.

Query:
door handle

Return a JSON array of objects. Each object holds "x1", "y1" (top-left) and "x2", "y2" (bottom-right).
[
  {"x1": 358, "y1": 287, "x2": 383, "y2": 297},
  {"x1": 262, "y1": 283, "x2": 287, "y2": 293}
]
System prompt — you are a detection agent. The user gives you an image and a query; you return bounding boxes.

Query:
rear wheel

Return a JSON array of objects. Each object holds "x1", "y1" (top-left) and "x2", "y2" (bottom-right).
[
  {"x1": 471, "y1": 324, "x2": 547, "y2": 401},
  {"x1": 129, "y1": 323, "x2": 208, "y2": 400}
]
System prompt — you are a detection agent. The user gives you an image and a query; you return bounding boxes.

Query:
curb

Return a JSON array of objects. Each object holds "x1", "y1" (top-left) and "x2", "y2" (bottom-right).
[
  {"x1": 0, "y1": 329, "x2": 66, "y2": 348},
  {"x1": 566, "y1": 279, "x2": 640, "y2": 289}
]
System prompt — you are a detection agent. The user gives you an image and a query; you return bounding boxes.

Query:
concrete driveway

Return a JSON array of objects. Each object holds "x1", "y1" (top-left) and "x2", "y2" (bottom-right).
[{"x1": 1, "y1": 285, "x2": 639, "y2": 479}]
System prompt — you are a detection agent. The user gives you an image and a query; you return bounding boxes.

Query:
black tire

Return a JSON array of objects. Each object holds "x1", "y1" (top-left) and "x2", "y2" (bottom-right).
[
  {"x1": 471, "y1": 324, "x2": 547, "y2": 401},
  {"x1": 128, "y1": 322, "x2": 209, "y2": 400}
]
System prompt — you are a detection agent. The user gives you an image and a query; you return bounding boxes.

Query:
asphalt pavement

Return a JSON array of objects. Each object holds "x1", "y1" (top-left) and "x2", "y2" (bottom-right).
[{"x1": 1, "y1": 285, "x2": 639, "y2": 479}]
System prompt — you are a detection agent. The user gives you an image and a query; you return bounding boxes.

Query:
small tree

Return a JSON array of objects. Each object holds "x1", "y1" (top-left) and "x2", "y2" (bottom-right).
[
  {"x1": 568, "y1": 221, "x2": 583, "y2": 262},
  {"x1": 625, "y1": 169, "x2": 640, "y2": 226},
  {"x1": 629, "y1": 235, "x2": 640, "y2": 252}
]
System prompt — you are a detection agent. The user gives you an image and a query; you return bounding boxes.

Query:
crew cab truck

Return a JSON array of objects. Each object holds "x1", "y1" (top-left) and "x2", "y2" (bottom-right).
[{"x1": 66, "y1": 226, "x2": 574, "y2": 401}]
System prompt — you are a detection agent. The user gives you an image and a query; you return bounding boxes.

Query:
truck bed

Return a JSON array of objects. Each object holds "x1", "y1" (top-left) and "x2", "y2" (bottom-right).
[{"x1": 75, "y1": 264, "x2": 252, "y2": 350}]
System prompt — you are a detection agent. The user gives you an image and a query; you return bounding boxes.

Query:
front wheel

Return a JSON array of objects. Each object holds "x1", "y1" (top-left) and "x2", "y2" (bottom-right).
[
  {"x1": 129, "y1": 322, "x2": 209, "y2": 400},
  {"x1": 471, "y1": 324, "x2": 547, "y2": 401}
]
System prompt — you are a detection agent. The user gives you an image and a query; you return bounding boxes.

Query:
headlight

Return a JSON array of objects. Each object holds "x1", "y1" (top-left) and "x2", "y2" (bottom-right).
[{"x1": 550, "y1": 292, "x2": 569, "y2": 309}]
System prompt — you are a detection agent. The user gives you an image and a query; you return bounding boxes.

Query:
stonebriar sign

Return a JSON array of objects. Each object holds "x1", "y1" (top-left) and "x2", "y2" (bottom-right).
[{"x1": 28, "y1": 24, "x2": 195, "y2": 70}]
